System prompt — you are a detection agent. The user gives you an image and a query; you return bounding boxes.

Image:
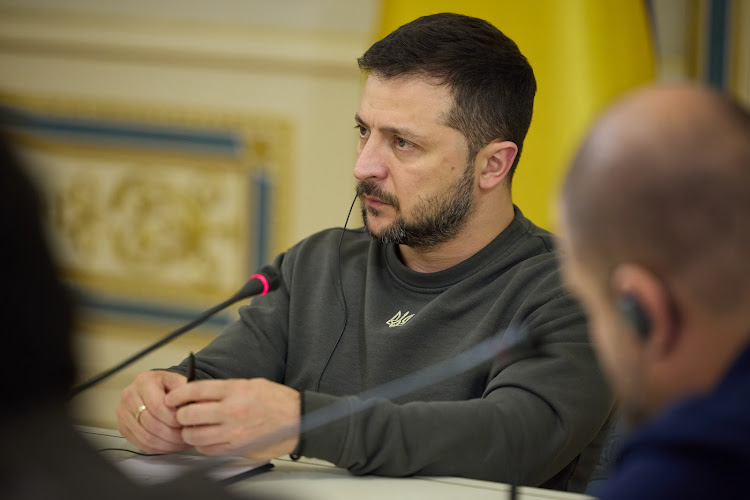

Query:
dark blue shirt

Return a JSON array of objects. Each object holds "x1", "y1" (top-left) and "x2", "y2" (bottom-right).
[{"x1": 600, "y1": 341, "x2": 750, "y2": 499}]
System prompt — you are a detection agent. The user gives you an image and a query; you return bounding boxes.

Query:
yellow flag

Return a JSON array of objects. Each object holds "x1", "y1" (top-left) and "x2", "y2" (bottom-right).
[{"x1": 376, "y1": 0, "x2": 655, "y2": 230}]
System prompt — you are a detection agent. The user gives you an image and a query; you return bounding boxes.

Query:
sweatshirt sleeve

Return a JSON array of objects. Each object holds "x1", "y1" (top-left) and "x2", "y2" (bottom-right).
[
  {"x1": 167, "y1": 252, "x2": 291, "y2": 382},
  {"x1": 297, "y1": 274, "x2": 614, "y2": 489}
]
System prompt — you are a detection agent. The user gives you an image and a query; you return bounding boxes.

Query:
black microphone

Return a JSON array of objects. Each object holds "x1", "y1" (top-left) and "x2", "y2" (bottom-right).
[
  {"x1": 68, "y1": 265, "x2": 281, "y2": 399},
  {"x1": 233, "y1": 266, "x2": 281, "y2": 301}
]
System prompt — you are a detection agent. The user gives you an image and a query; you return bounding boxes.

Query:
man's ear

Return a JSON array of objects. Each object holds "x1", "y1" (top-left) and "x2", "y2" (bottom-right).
[
  {"x1": 477, "y1": 140, "x2": 518, "y2": 190},
  {"x1": 611, "y1": 263, "x2": 680, "y2": 360}
]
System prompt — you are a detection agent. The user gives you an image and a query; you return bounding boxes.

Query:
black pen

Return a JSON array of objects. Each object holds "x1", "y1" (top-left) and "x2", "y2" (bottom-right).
[{"x1": 187, "y1": 351, "x2": 196, "y2": 382}]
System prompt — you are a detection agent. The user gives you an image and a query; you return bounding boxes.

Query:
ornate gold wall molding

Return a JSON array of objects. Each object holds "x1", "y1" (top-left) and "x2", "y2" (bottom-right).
[{"x1": 2, "y1": 92, "x2": 291, "y2": 319}]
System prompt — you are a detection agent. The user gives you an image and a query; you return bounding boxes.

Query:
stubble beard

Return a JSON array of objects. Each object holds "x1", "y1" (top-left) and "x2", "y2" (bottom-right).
[{"x1": 357, "y1": 162, "x2": 476, "y2": 250}]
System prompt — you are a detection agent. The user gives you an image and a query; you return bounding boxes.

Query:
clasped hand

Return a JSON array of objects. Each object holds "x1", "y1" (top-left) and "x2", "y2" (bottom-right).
[{"x1": 117, "y1": 371, "x2": 301, "y2": 460}]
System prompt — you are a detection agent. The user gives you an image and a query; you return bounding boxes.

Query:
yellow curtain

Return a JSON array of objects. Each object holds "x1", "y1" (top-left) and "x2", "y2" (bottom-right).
[{"x1": 376, "y1": 0, "x2": 655, "y2": 230}]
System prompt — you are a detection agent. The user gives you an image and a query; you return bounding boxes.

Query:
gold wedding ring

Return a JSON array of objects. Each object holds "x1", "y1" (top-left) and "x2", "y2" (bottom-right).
[{"x1": 135, "y1": 404, "x2": 147, "y2": 424}]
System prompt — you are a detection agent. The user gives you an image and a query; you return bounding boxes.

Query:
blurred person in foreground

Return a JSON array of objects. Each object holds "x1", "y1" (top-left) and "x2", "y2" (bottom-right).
[
  {"x1": 0, "y1": 132, "x2": 273, "y2": 500},
  {"x1": 117, "y1": 12, "x2": 613, "y2": 491},
  {"x1": 557, "y1": 84, "x2": 750, "y2": 499}
]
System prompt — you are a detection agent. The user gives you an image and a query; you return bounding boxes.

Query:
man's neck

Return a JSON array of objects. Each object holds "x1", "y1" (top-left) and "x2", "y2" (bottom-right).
[
  {"x1": 654, "y1": 314, "x2": 750, "y2": 416},
  {"x1": 398, "y1": 204, "x2": 515, "y2": 273}
]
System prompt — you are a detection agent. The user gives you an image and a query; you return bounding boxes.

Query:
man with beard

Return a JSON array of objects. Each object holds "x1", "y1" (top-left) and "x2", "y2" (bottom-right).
[
  {"x1": 117, "y1": 13, "x2": 613, "y2": 492},
  {"x1": 557, "y1": 85, "x2": 750, "y2": 498}
]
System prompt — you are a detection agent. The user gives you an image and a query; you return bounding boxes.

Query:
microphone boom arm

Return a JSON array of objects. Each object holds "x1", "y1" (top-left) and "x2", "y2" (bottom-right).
[
  {"x1": 68, "y1": 265, "x2": 280, "y2": 399},
  {"x1": 68, "y1": 296, "x2": 238, "y2": 399}
]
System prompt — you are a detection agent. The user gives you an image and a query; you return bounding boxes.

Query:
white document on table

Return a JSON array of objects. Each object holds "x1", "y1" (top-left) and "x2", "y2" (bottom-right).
[{"x1": 116, "y1": 453, "x2": 271, "y2": 485}]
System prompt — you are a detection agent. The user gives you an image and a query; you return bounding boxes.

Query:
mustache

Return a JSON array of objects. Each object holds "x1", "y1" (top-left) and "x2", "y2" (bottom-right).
[{"x1": 356, "y1": 180, "x2": 400, "y2": 209}]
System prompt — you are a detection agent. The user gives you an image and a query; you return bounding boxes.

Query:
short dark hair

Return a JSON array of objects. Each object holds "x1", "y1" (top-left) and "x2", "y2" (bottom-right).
[{"x1": 358, "y1": 12, "x2": 536, "y2": 180}]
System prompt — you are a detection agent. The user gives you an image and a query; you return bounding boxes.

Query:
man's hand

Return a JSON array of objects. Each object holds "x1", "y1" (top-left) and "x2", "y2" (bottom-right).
[
  {"x1": 116, "y1": 370, "x2": 192, "y2": 454},
  {"x1": 165, "y1": 378, "x2": 301, "y2": 461}
]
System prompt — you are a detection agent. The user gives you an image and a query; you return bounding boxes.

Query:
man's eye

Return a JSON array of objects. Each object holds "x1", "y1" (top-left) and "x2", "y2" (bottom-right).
[
  {"x1": 356, "y1": 125, "x2": 369, "y2": 138},
  {"x1": 395, "y1": 137, "x2": 413, "y2": 149}
]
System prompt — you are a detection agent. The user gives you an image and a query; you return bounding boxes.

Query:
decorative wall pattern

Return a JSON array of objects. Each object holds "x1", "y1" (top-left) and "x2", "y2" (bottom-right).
[
  {"x1": 0, "y1": 1, "x2": 369, "y2": 428},
  {"x1": 2, "y1": 93, "x2": 291, "y2": 324}
]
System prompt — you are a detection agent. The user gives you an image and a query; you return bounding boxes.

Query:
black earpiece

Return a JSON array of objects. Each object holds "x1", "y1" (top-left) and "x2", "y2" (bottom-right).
[{"x1": 617, "y1": 293, "x2": 651, "y2": 339}]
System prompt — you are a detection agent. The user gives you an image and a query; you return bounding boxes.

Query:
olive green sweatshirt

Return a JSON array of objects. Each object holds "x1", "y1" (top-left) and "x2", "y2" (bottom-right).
[{"x1": 171, "y1": 207, "x2": 614, "y2": 492}]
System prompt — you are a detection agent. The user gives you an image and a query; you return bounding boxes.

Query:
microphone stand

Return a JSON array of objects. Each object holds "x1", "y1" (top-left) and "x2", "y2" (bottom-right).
[
  {"x1": 68, "y1": 266, "x2": 280, "y2": 399},
  {"x1": 68, "y1": 295, "x2": 242, "y2": 399}
]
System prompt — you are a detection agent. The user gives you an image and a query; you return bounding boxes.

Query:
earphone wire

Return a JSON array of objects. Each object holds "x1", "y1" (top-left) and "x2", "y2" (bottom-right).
[{"x1": 315, "y1": 193, "x2": 359, "y2": 391}]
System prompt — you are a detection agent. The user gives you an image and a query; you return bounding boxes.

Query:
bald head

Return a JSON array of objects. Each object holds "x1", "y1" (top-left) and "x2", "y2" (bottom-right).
[{"x1": 562, "y1": 85, "x2": 750, "y2": 310}]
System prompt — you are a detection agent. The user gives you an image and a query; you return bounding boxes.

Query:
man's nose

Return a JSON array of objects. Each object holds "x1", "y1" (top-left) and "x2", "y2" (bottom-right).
[{"x1": 354, "y1": 137, "x2": 388, "y2": 182}]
